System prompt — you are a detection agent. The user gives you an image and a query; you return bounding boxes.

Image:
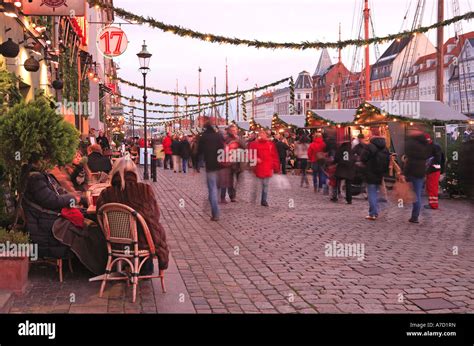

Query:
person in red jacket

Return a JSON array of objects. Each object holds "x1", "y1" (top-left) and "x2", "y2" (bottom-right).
[
  {"x1": 308, "y1": 133, "x2": 328, "y2": 193},
  {"x1": 248, "y1": 130, "x2": 281, "y2": 206},
  {"x1": 162, "y1": 132, "x2": 173, "y2": 170}
]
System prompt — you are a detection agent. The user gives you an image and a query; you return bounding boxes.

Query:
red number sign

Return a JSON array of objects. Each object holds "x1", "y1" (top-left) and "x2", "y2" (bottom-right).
[{"x1": 97, "y1": 26, "x2": 128, "y2": 58}]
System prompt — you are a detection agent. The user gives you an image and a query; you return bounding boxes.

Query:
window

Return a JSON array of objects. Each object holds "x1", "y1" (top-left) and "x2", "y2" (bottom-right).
[
  {"x1": 297, "y1": 94, "x2": 301, "y2": 100},
  {"x1": 306, "y1": 93, "x2": 310, "y2": 99}
]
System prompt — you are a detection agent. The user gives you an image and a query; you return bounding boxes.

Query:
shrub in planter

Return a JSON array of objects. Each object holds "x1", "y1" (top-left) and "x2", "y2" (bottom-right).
[{"x1": 0, "y1": 228, "x2": 31, "y2": 293}]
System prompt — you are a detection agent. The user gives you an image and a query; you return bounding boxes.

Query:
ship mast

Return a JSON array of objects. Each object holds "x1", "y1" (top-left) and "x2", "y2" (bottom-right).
[
  {"x1": 338, "y1": 22, "x2": 342, "y2": 109},
  {"x1": 225, "y1": 58, "x2": 229, "y2": 125},
  {"x1": 436, "y1": 0, "x2": 444, "y2": 102},
  {"x1": 364, "y1": 0, "x2": 371, "y2": 101}
]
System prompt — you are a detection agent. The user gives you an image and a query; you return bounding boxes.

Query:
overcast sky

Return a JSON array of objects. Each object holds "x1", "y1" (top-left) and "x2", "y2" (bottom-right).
[{"x1": 112, "y1": 0, "x2": 474, "y2": 120}]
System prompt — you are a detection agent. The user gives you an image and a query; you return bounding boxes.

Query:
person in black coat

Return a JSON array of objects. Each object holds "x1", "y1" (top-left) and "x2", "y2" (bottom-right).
[
  {"x1": 96, "y1": 130, "x2": 110, "y2": 151},
  {"x1": 198, "y1": 123, "x2": 224, "y2": 221},
  {"x1": 171, "y1": 135, "x2": 182, "y2": 173},
  {"x1": 361, "y1": 137, "x2": 390, "y2": 220},
  {"x1": 22, "y1": 161, "x2": 79, "y2": 259},
  {"x1": 332, "y1": 141, "x2": 356, "y2": 204},
  {"x1": 459, "y1": 133, "x2": 474, "y2": 199},
  {"x1": 179, "y1": 136, "x2": 192, "y2": 173},
  {"x1": 275, "y1": 136, "x2": 290, "y2": 175},
  {"x1": 404, "y1": 131, "x2": 431, "y2": 223},
  {"x1": 87, "y1": 144, "x2": 112, "y2": 174}
]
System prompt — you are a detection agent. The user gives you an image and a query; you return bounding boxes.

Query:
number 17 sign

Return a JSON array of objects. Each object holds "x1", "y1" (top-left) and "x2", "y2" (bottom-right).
[{"x1": 97, "y1": 26, "x2": 128, "y2": 58}]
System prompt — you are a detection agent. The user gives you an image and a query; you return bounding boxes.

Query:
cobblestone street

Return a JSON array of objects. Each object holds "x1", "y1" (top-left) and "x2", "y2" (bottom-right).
[{"x1": 8, "y1": 168, "x2": 474, "y2": 313}]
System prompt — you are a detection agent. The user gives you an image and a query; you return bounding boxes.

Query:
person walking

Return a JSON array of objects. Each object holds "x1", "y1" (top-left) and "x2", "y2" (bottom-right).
[
  {"x1": 360, "y1": 136, "x2": 390, "y2": 220},
  {"x1": 198, "y1": 123, "x2": 224, "y2": 221},
  {"x1": 404, "y1": 131, "x2": 432, "y2": 223},
  {"x1": 248, "y1": 130, "x2": 281, "y2": 207},
  {"x1": 219, "y1": 124, "x2": 246, "y2": 203},
  {"x1": 180, "y1": 135, "x2": 191, "y2": 173},
  {"x1": 425, "y1": 134, "x2": 445, "y2": 210},
  {"x1": 308, "y1": 133, "x2": 327, "y2": 193},
  {"x1": 332, "y1": 141, "x2": 356, "y2": 204},
  {"x1": 171, "y1": 135, "x2": 182, "y2": 173},
  {"x1": 275, "y1": 135, "x2": 290, "y2": 175},
  {"x1": 294, "y1": 135, "x2": 310, "y2": 188},
  {"x1": 162, "y1": 132, "x2": 173, "y2": 170}
]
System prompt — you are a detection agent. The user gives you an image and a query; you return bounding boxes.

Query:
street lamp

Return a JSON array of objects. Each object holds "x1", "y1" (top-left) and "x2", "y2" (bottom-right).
[{"x1": 137, "y1": 40, "x2": 152, "y2": 180}]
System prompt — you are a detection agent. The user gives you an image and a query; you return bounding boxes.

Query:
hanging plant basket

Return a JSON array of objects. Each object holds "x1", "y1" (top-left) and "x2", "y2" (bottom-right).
[{"x1": 24, "y1": 56, "x2": 40, "y2": 72}]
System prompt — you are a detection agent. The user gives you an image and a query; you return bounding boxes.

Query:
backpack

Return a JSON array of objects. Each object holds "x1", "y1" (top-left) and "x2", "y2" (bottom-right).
[{"x1": 373, "y1": 148, "x2": 390, "y2": 175}]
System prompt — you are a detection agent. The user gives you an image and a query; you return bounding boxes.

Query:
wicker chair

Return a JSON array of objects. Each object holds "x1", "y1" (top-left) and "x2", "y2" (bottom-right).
[{"x1": 97, "y1": 203, "x2": 166, "y2": 302}]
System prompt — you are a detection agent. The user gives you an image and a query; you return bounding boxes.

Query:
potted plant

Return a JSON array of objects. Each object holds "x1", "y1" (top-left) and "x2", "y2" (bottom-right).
[{"x1": 0, "y1": 228, "x2": 31, "y2": 293}]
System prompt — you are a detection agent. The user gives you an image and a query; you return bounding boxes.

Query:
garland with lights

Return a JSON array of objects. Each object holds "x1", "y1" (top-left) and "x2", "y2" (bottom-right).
[
  {"x1": 122, "y1": 97, "x2": 228, "y2": 114},
  {"x1": 355, "y1": 102, "x2": 469, "y2": 126},
  {"x1": 115, "y1": 76, "x2": 290, "y2": 98},
  {"x1": 271, "y1": 113, "x2": 293, "y2": 131},
  {"x1": 88, "y1": 0, "x2": 473, "y2": 50},
  {"x1": 119, "y1": 93, "x2": 240, "y2": 108},
  {"x1": 249, "y1": 118, "x2": 267, "y2": 132}
]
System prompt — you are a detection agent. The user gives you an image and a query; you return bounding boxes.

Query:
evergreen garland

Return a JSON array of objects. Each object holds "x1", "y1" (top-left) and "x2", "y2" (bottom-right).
[
  {"x1": 88, "y1": 0, "x2": 473, "y2": 50},
  {"x1": 241, "y1": 93, "x2": 247, "y2": 121}
]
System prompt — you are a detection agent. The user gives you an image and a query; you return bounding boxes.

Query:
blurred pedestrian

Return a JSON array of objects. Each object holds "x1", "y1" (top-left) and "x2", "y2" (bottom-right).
[
  {"x1": 248, "y1": 130, "x2": 280, "y2": 207},
  {"x1": 424, "y1": 134, "x2": 445, "y2": 210},
  {"x1": 360, "y1": 136, "x2": 390, "y2": 220},
  {"x1": 180, "y1": 135, "x2": 191, "y2": 173},
  {"x1": 162, "y1": 132, "x2": 173, "y2": 170},
  {"x1": 171, "y1": 134, "x2": 182, "y2": 173},
  {"x1": 275, "y1": 135, "x2": 290, "y2": 175},
  {"x1": 404, "y1": 130, "x2": 431, "y2": 223},
  {"x1": 294, "y1": 135, "x2": 310, "y2": 188},
  {"x1": 198, "y1": 122, "x2": 224, "y2": 221},
  {"x1": 332, "y1": 141, "x2": 356, "y2": 204},
  {"x1": 308, "y1": 133, "x2": 328, "y2": 194}
]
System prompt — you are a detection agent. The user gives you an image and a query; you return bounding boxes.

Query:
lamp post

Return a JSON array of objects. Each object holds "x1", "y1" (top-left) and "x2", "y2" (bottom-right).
[{"x1": 137, "y1": 40, "x2": 152, "y2": 180}]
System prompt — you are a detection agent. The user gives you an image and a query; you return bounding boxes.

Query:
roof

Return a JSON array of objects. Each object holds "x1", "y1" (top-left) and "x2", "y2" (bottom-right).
[
  {"x1": 313, "y1": 48, "x2": 333, "y2": 77},
  {"x1": 280, "y1": 115, "x2": 307, "y2": 127},
  {"x1": 370, "y1": 101, "x2": 469, "y2": 121},
  {"x1": 312, "y1": 109, "x2": 356, "y2": 123},
  {"x1": 295, "y1": 71, "x2": 313, "y2": 89}
]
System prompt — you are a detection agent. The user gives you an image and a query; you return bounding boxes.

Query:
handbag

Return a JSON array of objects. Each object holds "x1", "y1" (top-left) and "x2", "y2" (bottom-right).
[{"x1": 391, "y1": 177, "x2": 416, "y2": 204}]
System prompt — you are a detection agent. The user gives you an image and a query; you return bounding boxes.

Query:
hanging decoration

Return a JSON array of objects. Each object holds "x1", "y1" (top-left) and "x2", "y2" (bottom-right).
[
  {"x1": 272, "y1": 113, "x2": 294, "y2": 132},
  {"x1": 241, "y1": 93, "x2": 247, "y2": 122},
  {"x1": 289, "y1": 76, "x2": 295, "y2": 115},
  {"x1": 88, "y1": 0, "x2": 473, "y2": 50},
  {"x1": 119, "y1": 92, "x2": 240, "y2": 108},
  {"x1": 114, "y1": 76, "x2": 290, "y2": 98},
  {"x1": 249, "y1": 118, "x2": 266, "y2": 132}
]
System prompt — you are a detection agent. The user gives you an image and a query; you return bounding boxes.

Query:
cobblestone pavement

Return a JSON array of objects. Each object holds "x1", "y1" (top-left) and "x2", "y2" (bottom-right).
[
  {"x1": 8, "y1": 168, "x2": 474, "y2": 313},
  {"x1": 154, "y1": 168, "x2": 474, "y2": 314}
]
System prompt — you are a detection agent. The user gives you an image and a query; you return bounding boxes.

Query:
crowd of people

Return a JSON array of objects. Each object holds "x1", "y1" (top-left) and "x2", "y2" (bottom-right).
[{"x1": 19, "y1": 121, "x2": 474, "y2": 279}]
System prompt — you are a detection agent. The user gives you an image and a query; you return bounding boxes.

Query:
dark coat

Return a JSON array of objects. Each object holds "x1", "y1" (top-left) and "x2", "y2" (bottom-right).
[
  {"x1": 361, "y1": 137, "x2": 390, "y2": 185},
  {"x1": 459, "y1": 138, "x2": 474, "y2": 197},
  {"x1": 87, "y1": 152, "x2": 112, "y2": 174},
  {"x1": 180, "y1": 139, "x2": 192, "y2": 160},
  {"x1": 171, "y1": 140, "x2": 181, "y2": 156},
  {"x1": 426, "y1": 142, "x2": 444, "y2": 174},
  {"x1": 275, "y1": 141, "x2": 289, "y2": 160},
  {"x1": 334, "y1": 142, "x2": 356, "y2": 180},
  {"x1": 22, "y1": 171, "x2": 75, "y2": 258},
  {"x1": 404, "y1": 134, "x2": 431, "y2": 178},
  {"x1": 96, "y1": 172, "x2": 170, "y2": 270},
  {"x1": 198, "y1": 127, "x2": 225, "y2": 172},
  {"x1": 96, "y1": 135, "x2": 110, "y2": 151}
]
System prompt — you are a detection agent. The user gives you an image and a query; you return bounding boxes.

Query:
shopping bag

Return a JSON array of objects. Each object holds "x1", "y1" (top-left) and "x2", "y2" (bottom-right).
[
  {"x1": 272, "y1": 174, "x2": 291, "y2": 190},
  {"x1": 391, "y1": 179, "x2": 416, "y2": 204}
]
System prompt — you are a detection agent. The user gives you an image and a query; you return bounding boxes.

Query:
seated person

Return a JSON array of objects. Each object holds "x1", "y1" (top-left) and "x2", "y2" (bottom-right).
[
  {"x1": 96, "y1": 157, "x2": 169, "y2": 275},
  {"x1": 22, "y1": 155, "x2": 80, "y2": 259},
  {"x1": 87, "y1": 144, "x2": 112, "y2": 174}
]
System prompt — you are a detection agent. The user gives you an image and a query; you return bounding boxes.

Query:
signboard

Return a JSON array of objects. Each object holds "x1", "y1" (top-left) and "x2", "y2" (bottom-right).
[
  {"x1": 139, "y1": 148, "x2": 152, "y2": 165},
  {"x1": 111, "y1": 107, "x2": 123, "y2": 116},
  {"x1": 21, "y1": 0, "x2": 86, "y2": 16},
  {"x1": 97, "y1": 26, "x2": 128, "y2": 58}
]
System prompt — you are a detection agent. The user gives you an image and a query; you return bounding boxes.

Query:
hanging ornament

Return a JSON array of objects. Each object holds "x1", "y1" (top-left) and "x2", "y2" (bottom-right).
[
  {"x1": 24, "y1": 55, "x2": 40, "y2": 72},
  {"x1": 52, "y1": 79, "x2": 63, "y2": 90},
  {"x1": 0, "y1": 38, "x2": 20, "y2": 58}
]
